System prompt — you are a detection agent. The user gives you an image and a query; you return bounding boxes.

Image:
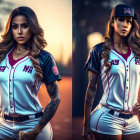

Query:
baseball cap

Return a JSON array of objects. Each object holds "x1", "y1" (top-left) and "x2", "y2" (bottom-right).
[{"x1": 110, "y1": 4, "x2": 137, "y2": 19}]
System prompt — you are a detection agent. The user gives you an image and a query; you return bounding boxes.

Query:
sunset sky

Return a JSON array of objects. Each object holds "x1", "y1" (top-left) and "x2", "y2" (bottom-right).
[{"x1": 3, "y1": 0, "x2": 72, "y2": 65}]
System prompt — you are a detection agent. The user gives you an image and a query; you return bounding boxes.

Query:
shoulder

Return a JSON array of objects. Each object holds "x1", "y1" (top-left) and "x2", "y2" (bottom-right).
[
  {"x1": 38, "y1": 50, "x2": 54, "y2": 62},
  {"x1": 84, "y1": 43, "x2": 104, "y2": 73},
  {"x1": 37, "y1": 50, "x2": 61, "y2": 83},
  {"x1": 89, "y1": 42, "x2": 104, "y2": 59},
  {"x1": 91, "y1": 42, "x2": 104, "y2": 53},
  {"x1": 37, "y1": 50, "x2": 55, "y2": 67},
  {"x1": 38, "y1": 50, "x2": 53, "y2": 60}
]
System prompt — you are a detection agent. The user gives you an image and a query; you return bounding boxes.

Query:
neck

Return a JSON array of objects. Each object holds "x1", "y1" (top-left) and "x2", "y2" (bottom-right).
[
  {"x1": 113, "y1": 32, "x2": 126, "y2": 48},
  {"x1": 15, "y1": 43, "x2": 30, "y2": 52}
]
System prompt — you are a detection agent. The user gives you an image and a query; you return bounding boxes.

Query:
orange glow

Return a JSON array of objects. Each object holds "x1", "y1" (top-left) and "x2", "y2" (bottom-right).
[{"x1": 87, "y1": 32, "x2": 104, "y2": 50}]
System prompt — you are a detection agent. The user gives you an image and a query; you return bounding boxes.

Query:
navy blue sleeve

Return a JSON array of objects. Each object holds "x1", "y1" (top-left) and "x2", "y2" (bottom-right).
[
  {"x1": 84, "y1": 43, "x2": 103, "y2": 74},
  {"x1": 38, "y1": 50, "x2": 61, "y2": 85}
]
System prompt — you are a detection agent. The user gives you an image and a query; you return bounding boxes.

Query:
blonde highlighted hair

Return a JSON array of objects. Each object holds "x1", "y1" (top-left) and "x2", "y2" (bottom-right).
[
  {"x1": 102, "y1": 17, "x2": 140, "y2": 73},
  {"x1": 0, "y1": 6, "x2": 47, "y2": 80}
]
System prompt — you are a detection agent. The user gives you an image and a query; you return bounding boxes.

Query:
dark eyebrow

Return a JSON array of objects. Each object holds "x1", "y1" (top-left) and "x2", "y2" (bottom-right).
[
  {"x1": 21, "y1": 23, "x2": 29, "y2": 24},
  {"x1": 126, "y1": 17, "x2": 132, "y2": 20},
  {"x1": 12, "y1": 22, "x2": 28, "y2": 25},
  {"x1": 12, "y1": 23, "x2": 17, "y2": 25}
]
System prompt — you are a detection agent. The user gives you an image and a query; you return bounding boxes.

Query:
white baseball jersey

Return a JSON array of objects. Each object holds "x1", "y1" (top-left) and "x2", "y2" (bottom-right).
[
  {"x1": 0, "y1": 48, "x2": 61, "y2": 115},
  {"x1": 85, "y1": 42, "x2": 140, "y2": 112}
]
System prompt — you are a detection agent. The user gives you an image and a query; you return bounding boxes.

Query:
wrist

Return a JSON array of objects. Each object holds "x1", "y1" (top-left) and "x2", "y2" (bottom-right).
[
  {"x1": 34, "y1": 124, "x2": 44, "y2": 135},
  {"x1": 33, "y1": 129, "x2": 40, "y2": 136}
]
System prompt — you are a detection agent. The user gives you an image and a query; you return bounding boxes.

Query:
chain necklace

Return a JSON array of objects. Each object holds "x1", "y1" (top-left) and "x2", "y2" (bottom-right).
[
  {"x1": 114, "y1": 44, "x2": 128, "y2": 54},
  {"x1": 13, "y1": 47, "x2": 30, "y2": 59}
]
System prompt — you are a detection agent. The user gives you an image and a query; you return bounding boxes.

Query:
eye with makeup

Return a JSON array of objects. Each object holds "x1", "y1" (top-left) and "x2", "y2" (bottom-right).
[
  {"x1": 12, "y1": 24, "x2": 18, "y2": 29},
  {"x1": 117, "y1": 17, "x2": 132, "y2": 24},
  {"x1": 118, "y1": 17, "x2": 125, "y2": 22},
  {"x1": 12, "y1": 23, "x2": 29, "y2": 30},
  {"x1": 127, "y1": 19, "x2": 132, "y2": 24},
  {"x1": 21, "y1": 23, "x2": 29, "y2": 29}
]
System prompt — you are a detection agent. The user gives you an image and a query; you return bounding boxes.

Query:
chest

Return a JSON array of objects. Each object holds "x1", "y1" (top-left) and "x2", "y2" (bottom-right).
[
  {"x1": 0, "y1": 57, "x2": 36, "y2": 83},
  {"x1": 108, "y1": 51, "x2": 140, "y2": 76}
]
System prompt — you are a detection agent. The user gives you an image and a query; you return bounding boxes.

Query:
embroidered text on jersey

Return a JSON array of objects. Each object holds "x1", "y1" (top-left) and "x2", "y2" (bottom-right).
[
  {"x1": 0, "y1": 66, "x2": 6, "y2": 72},
  {"x1": 110, "y1": 60, "x2": 119, "y2": 65},
  {"x1": 135, "y1": 58, "x2": 140, "y2": 65},
  {"x1": 23, "y1": 65, "x2": 33, "y2": 73}
]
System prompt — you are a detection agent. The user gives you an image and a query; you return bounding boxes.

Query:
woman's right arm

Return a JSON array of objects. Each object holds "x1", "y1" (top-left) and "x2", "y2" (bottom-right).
[{"x1": 82, "y1": 71, "x2": 99, "y2": 139}]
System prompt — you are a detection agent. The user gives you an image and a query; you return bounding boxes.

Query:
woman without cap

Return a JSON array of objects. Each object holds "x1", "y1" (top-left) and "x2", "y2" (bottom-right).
[
  {"x1": 0, "y1": 6, "x2": 61, "y2": 140},
  {"x1": 83, "y1": 4, "x2": 140, "y2": 140}
]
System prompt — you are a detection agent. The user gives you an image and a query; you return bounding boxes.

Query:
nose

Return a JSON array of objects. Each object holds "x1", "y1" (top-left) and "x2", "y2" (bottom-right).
[
  {"x1": 123, "y1": 20, "x2": 128, "y2": 27},
  {"x1": 18, "y1": 26, "x2": 22, "y2": 34}
]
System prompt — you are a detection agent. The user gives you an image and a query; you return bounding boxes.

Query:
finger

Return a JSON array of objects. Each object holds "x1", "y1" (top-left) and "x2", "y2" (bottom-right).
[
  {"x1": 136, "y1": 103, "x2": 140, "y2": 107},
  {"x1": 19, "y1": 132, "x2": 23, "y2": 140},
  {"x1": 135, "y1": 105, "x2": 140, "y2": 108},
  {"x1": 19, "y1": 131, "x2": 27, "y2": 140},
  {"x1": 90, "y1": 133, "x2": 93, "y2": 140},
  {"x1": 137, "y1": 106, "x2": 140, "y2": 110},
  {"x1": 135, "y1": 108, "x2": 140, "y2": 113}
]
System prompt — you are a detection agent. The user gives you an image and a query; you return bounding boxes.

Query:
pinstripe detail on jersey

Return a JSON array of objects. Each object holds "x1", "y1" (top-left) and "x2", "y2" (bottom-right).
[
  {"x1": 7, "y1": 49, "x2": 14, "y2": 112},
  {"x1": 9, "y1": 68, "x2": 13, "y2": 113},
  {"x1": 85, "y1": 43, "x2": 140, "y2": 112},
  {"x1": 127, "y1": 56, "x2": 135, "y2": 111},
  {"x1": 123, "y1": 63, "x2": 126, "y2": 111},
  {"x1": 106, "y1": 74, "x2": 110, "y2": 106},
  {"x1": 12, "y1": 57, "x2": 30, "y2": 113},
  {"x1": 13, "y1": 71, "x2": 15, "y2": 113},
  {"x1": 111, "y1": 51, "x2": 126, "y2": 111},
  {"x1": 6, "y1": 57, "x2": 9, "y2": 69},
  {"x1": 0, "y1": 49, "x2": 61, "y2": 116},
  {"x1": 96, "y1": 112, "x2": 104, "y2": 131},
  {"x1": 31, "y1": 78, "x2": 43, "y2": 112},
  {"x1": 31, "y1": 79, "x2": 39, "y2": 112}
]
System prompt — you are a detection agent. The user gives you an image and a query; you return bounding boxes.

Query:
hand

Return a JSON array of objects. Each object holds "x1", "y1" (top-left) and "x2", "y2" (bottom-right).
[
  {"x1": 19, "y1": 130, "x2": 38, "y2": 140},
  {"x1": 82, "y1": 126, "x2": 93, "y2": 140},
  {"x1": 132, "y1": 103, "x2": 140, "y2": 116}
]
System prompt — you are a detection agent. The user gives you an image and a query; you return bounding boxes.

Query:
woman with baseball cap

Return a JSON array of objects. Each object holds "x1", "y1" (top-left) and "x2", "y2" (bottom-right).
[{"x1": 83, "y1": 4, "x2": 140, "y2": 140}]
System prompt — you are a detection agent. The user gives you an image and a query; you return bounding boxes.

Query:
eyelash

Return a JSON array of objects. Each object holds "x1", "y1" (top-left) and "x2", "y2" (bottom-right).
[
  {"x1": 118, "y1": 18, "x2": 132, "y2": 23},
  {"x1": 12, "y1": 24, "x2": 29, "y2": 29},
  {"x1": 22, "y1": 24, "x2": 29, "y2": 28},
  {"x1": 12, "y1": 25, "x2": 18, "y2": 29}
]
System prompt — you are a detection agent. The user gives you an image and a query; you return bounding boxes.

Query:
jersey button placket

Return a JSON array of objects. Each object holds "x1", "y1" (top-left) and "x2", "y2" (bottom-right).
[
  {"x1": 9, "y1": 67, "x2": 14, "y2": 112},
  {"x1": 124, "y1": 64, "x2": 129, "y2": 111}
]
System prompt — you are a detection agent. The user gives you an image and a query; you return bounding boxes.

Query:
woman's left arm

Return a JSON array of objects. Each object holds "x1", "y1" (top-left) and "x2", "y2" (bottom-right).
[
  {"x1": 35, "y1": 81, "x2": 60, "y2": 133},
  {"x1": 20, "y1": 81, "x2": 60, "y2": 140}
]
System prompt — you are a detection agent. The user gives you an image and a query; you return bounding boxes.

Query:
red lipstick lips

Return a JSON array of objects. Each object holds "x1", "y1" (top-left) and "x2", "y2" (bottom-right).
[
  {"x1": 121, "y1": 29, "x2": 127, "y2": 33},
  {"x1": 17, "y1": 37, "x2": 24, "y2": 40}
]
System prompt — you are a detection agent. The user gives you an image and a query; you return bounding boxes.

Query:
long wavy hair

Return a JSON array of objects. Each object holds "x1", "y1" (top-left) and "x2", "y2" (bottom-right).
[
  {"x1": 0, "y1": 6, "x2": 47, "y2": 80},
  {"x1": 102, "y1": 17, "x2": 140, "y2": 73}
]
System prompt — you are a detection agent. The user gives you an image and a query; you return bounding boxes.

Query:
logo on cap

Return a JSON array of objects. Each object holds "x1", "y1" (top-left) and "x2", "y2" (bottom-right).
[{"x1": 124, "y1": 8, "x2": 130, "y2": 14}]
